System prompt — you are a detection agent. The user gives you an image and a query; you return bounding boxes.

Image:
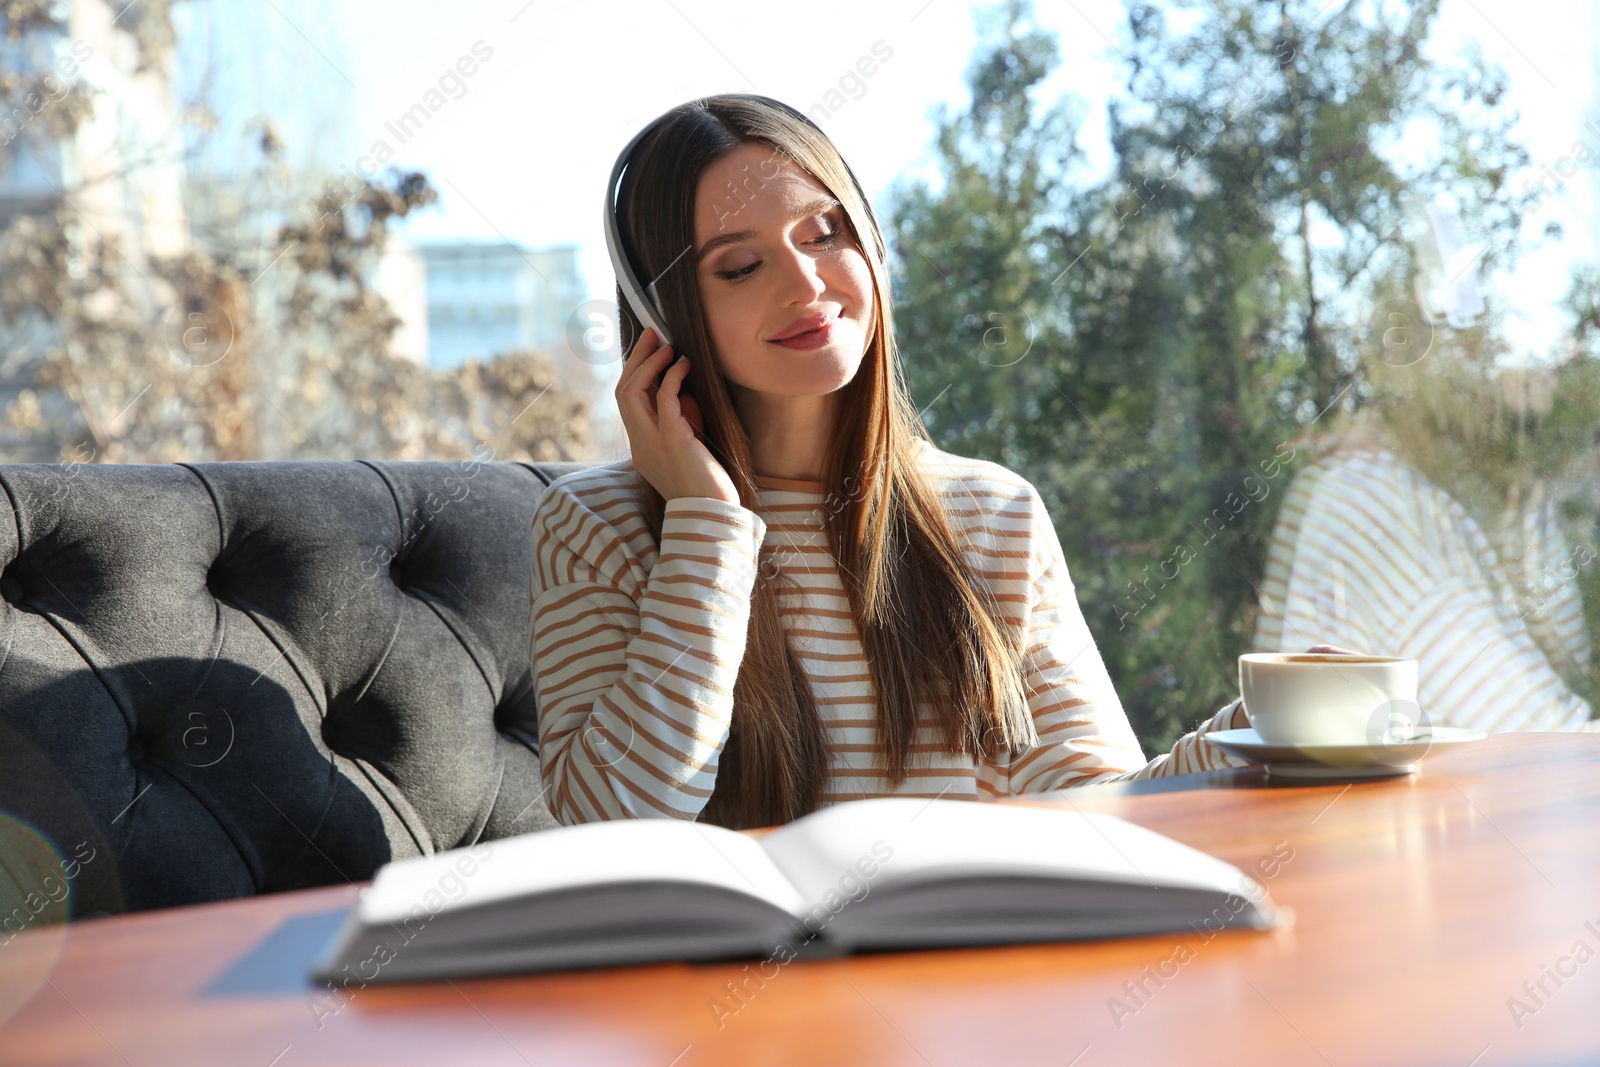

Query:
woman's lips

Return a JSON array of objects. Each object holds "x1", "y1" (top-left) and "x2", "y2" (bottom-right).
[{"x1": 769, "y1": 317, "x2": 837, "y2": 350}]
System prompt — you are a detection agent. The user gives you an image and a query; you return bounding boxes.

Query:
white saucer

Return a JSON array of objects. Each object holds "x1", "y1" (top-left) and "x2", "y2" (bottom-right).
[{"x1": 1203, "y1": 726, "x2": 1488, "y2": 780}]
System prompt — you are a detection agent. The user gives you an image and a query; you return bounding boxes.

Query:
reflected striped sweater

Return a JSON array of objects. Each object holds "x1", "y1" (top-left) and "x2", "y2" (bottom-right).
[
  {"x1": 529, "y1": 443, "x2": 1246, "y2": 825},
  {"x1": 1253, "y1": 447, "x2": 1600, "y2": 733}
]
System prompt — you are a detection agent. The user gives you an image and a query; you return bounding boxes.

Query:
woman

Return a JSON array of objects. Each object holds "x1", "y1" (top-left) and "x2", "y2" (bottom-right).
[{"x1": 531, "y1": 94, "x2": 1333, "y2": 830}]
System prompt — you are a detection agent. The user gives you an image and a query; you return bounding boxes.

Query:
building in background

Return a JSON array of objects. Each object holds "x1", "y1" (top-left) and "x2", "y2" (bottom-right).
[
  {"x1": 171, "y1": 0, "x2": 433, "y2": 380},
  {"x1": 419, "y1": 241, "x2": 584, "y2": 369},
  {"x1": 375, "y1": 240, "x2": 429, "y2": 367},
  {"x1": 0, "y1": 0, "x2": 187, "y2": 273},
  {"x1": 0, "y1": 0, "x2": 189, "y2": 455}
]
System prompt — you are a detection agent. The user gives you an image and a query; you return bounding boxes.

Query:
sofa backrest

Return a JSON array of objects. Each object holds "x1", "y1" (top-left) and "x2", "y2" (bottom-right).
[{"x1": 0, "y1": 458, "x2": 596, "y2": 919}]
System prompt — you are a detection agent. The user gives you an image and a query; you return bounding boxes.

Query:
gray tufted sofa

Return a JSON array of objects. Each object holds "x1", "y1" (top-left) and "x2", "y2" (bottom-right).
[{"x1": 0, "y1": 457, "x2": 596, "y2": 920}]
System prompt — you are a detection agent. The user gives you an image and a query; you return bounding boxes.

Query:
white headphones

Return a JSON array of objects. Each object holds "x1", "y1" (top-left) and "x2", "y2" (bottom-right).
[{"x1": 603, "y1": 120, "x2": 676, "y2": 348}]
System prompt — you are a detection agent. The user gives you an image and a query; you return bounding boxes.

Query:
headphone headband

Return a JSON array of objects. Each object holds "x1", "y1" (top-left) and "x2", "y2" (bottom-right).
[{"x1": 603, "y1": 120, "x2": 676, "y2": 347}]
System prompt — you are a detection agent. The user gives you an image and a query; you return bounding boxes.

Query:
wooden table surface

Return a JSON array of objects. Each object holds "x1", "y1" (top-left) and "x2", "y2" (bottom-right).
[{"x1": 2, "y1": 733, "x2": 1598, "y2": 1067}]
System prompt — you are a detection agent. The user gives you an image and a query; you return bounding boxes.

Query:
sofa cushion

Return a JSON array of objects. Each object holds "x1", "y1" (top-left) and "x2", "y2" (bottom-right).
[{"x1": 0, "y1": 458, "x2": 595, "y2": 919}]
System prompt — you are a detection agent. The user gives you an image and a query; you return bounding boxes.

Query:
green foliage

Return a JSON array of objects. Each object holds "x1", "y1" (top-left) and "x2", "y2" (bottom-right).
[{"x1": 887, "y1": 0, "x2": 1546, "y2": 751}]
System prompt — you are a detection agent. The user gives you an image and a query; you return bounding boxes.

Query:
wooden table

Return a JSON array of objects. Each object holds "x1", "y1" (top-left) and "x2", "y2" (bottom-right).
[{"x1": 2, "y1": 733, "x2": 1598, "y2": 1066}]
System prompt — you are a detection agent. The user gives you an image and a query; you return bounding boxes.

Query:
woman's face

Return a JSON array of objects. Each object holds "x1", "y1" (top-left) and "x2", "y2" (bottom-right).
[{"x1": 691, "y1": 142, "x2": 875, "y2": 399}]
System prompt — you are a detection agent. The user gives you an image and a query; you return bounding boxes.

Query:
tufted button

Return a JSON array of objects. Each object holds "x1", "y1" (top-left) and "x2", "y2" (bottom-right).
[
  {"x1": 320, "y1": 698, "x2": 395, "y2": 762},
  {"x1": 320, "y1": 710, "x2": 348, "y2": 755},
  {"x1": 0, "y1": 568, "x2": 22, "y2": 606},
  {"x1": 205, "y1": 556, "x2": 237, "y2": 601},
  {"x1": 127, "y1": 713, "x2": 170, "y2": 767},
  {"x1": 387, "y1": 549, "x2": 426, "y2": 596}
]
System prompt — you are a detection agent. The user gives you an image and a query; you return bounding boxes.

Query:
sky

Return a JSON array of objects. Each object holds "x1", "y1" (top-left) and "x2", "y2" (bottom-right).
[
  {"x1": 328, "y1": 0, "x2": 1049, "y2": 355},
  {"x1": 180, "y1": 0, "x2": 1600, "y2": 379}
]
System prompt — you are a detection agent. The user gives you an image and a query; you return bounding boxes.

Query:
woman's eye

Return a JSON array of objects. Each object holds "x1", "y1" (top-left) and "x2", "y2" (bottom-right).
[
  {"x1": 713, "y1": 227, "x2": 845, "y2": 282},
  {"x1": 810, "y1": 227, "x2": 842, "y2": 246}
]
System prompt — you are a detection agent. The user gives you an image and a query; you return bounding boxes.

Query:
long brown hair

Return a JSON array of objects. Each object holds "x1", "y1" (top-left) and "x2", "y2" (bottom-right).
[{"x1": 612, "y1": 94, "x2": 1036, "y2": 829}]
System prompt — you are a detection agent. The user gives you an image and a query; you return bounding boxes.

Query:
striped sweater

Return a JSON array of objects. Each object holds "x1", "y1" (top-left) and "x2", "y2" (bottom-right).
[
  {"x1": 529, "y1": 442, "x2": 1246, "y2": 825},
  {"x1": 1253, "y1": 447, "x2": 1600, "y2": 733}
]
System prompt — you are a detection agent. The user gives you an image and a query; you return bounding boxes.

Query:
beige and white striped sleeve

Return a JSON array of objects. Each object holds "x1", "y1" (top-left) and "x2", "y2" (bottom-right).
[
  {"x1": 1006, "y1": 482, "x2": 1250, "y2": 791},
  {"x1": 530, "y1": 483, "x2": 767, "y2": 823},
  {"x1": 1108, "y1": 700, "x2": 1253, "y2": 780}
]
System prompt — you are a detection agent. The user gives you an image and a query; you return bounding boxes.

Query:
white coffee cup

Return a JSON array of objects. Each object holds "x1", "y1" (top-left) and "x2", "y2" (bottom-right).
[{"x1": 1238, "y1": 653, "x2": 1421, "y2": 746}]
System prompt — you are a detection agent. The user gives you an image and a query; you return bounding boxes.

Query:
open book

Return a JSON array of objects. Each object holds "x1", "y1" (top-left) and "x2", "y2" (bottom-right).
[{"x1": 311, "y1": 797, "x2": 1280, "y2": 984}]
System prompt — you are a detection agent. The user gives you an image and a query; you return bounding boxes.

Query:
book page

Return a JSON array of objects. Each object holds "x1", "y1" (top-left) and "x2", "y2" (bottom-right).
[
  {"x1": 358, "y1": 819, "x2": 809, "y2": 925},
  {"x1": 757, "y1": 797, "x2": 1256, "y2": 909}
]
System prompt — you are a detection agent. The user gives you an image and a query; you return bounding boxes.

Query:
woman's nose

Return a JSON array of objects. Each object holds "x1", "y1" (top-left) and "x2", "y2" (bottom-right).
[{"x1": 772, "y1": 244, "x2": 827, "y2": 304}]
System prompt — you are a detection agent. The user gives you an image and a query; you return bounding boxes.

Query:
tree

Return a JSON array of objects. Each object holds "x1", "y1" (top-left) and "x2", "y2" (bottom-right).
[{"x1": 890, "y1": 0, "x2": 1546, "y2": 750}]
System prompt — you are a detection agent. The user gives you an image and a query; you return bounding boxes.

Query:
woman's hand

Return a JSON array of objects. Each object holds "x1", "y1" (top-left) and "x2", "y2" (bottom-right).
[{"x1": 615, "y1": 327, "x2": 739, "y2": 505}]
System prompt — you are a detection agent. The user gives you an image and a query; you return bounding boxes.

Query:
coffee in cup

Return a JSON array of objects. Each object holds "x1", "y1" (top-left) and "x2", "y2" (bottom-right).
[{"x1": 1238, "y1": 653, "x2": 1422, "y2": 746}]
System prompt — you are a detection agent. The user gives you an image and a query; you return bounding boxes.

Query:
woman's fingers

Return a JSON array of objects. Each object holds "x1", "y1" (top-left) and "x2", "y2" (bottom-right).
[
  {"x1": 656, "y1": 356, "x2": 691, "y2": 429},
  {"x1": 614, "y1": 328, "x2": 649, "y2": 391},
  {"x1": 611, "y1": 328, "x2": 736, "y2": 504},
  {"x1": 617, "y1": 344, "x2": 671, "y2": 399},
  {"x1": 1305, "y1": 644, "x2": 1364, "y2": 655},
  {"x1": 616, "y1": 347, "x2": 698, "y2": 461},
  {"x1": 615, "y1": 328, "x2": 669, "y2": 393},
  {"x1": 617, "y1": 343, "x2": 676, "y2": 425}
]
